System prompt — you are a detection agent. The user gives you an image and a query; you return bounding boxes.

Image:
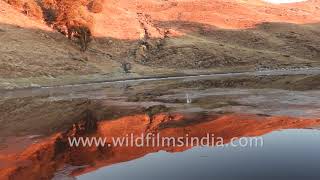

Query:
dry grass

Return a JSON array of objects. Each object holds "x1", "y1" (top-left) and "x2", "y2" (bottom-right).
[{"x1": 0, "y1": 0, "x2": 319, "y2": 88}]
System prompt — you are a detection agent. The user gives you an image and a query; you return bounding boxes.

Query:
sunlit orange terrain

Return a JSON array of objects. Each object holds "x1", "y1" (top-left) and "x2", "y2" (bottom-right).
[
  {"x1": 1, "y1": 0, "x2": 320, "y2": 82},
  {"x1": 0, "y1": 113, "x2": 319, "y2": 180},
  {"x1": 1, "y1": 0, "x2": 320, "y2": 39},
  {"x1": 92, "y1": 0, "x2": 320, "y2": 39}
]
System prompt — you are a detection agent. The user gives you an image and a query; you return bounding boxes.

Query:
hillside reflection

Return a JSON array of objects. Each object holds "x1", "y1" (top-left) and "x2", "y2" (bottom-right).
[{"x1": 1, "y1": 111, "x2": 319, "y2": 180}]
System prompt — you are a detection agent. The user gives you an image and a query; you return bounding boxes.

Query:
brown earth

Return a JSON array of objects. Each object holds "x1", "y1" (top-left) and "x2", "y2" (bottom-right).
[{"x1": 0, "y1": 0, "x2": 320, "y2": 88}]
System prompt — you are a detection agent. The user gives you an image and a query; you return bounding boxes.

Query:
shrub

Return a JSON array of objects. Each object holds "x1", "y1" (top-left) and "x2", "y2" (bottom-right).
[
  {"x1": 121, "y1": 62, "x2": 131, "y2": 73},
  {"x1": 5, "y1": 0, "x2": 24, "y2": 8},
  {"x1": 76, "y1": 26, "x2": 92, "y2": 52},
  {"x1": 42, "y1": 7, "x2": 56, "y2": 24},
  {"x1": 68, "y1": 25, "x2": 92, "y2": 51},
  {"x1": 39, "y1": 0, "x2": 94, "y2": 51},
  {"x1": 88, "y1": 0, "x2": 103, "y2": 13},
  {"x1": 5, "y1": 0, "x2": 43, "y2": 19},
  {"x1": 23, "y1": 0, "x2": 43, "y2": 19}
]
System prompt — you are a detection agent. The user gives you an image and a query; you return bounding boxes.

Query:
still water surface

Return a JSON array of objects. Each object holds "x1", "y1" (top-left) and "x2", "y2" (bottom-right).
[
  {"x1": 78, "y1": 129, "x2": 320, "y2": 180},
  {"x1": 0, "y1": 71, "x2": 319, "y2": 180}
]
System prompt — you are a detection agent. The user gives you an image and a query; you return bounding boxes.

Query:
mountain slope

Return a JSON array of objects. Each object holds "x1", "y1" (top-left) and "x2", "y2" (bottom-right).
[{"x1": 0, "y1": 0, "x2": 319, "y2": 88}]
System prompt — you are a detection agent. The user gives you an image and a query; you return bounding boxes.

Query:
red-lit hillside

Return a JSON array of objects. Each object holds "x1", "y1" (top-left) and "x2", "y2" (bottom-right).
[{"x1": 0, "y1": 0, "x2": 319, "y2": 88}]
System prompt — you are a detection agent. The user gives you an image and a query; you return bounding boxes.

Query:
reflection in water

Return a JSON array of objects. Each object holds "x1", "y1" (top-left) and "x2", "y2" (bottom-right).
[
  {"x1": 78, "y1": 129, "x2": 320, "y2": 180},
  {"x1": 0, "y1": 73, "x2": 320, "y2": 180},
  {"x1": 0, "y1": 112, "x2": 319, "y2": 180}
]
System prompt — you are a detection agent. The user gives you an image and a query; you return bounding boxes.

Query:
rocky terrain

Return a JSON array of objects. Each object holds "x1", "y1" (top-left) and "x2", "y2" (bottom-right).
[{"x1": 0, "y1": 0, "x2": 320, "y2": 88}]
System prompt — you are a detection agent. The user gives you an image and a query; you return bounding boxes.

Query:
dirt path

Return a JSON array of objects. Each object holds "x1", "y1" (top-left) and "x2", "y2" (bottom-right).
[{"x1": 1, "y1": 67, "x2": 320, "y2": 95}]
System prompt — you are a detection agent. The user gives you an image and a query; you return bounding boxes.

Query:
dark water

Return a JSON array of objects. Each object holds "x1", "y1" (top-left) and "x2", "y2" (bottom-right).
[
  {"x1": 0, "y1": 72, "x2": 320, "y2": 180},
  {"x1": 77, "y1": 129, "x2": 320, "y2": 180}
]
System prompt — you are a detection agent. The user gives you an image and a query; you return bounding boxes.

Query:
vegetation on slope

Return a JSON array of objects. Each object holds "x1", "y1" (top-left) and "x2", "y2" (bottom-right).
[
  {"x1": 3, "y1": 0, "x2": 103, "y2": 51},
  {"x1": 0, "y1": 0, "x2": 319, "y2": 89}
]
